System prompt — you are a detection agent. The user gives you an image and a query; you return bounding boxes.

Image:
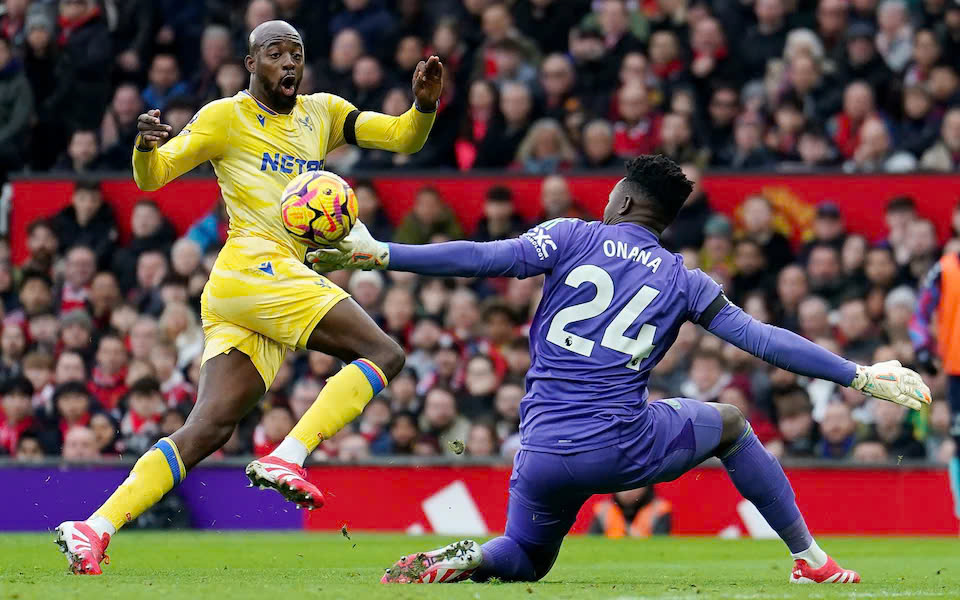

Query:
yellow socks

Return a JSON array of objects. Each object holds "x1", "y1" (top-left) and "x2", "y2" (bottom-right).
[
  {"x1": 286, "y1": 358, "x2": 387, "y2": 453},
  {"x1": 90, "y1": 437, "x2": 186, "y2": 532}
]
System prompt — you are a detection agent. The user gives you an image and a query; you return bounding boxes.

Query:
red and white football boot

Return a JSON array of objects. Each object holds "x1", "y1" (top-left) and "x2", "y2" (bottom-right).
[
  {"x1": 381, "y1": 539, "x2": 482, "y2": 584},
  {"x1": 790, "y1": 555, "x2": 860, "y2": 583},
  {"x1": 54, "y1": 521, "x2": 111, "y2": 575},
  {"x1": 245, "y1": 456, "x2": 324, "y2": 510}
]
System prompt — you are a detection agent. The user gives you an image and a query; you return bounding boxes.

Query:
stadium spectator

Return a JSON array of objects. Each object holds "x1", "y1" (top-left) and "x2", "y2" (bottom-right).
[
  {"x1": 870, "y1": 399, "x2": 926, "y2": 459},
  {"x1": 514, "y1": 118, "x2": 576, "y2": 174},
  {"x1": 799, "y1": 202, "x2": 846, "y2": 264},
  {"x1": 876, "y1": 0, "x2": 913, "y2": 73},
  {"x1": 62, "y1": 425, "x2": 100, "y2": 461},
  {"x1": 470, "y1": 186, "x2": 525, "y2": 242},
  {"x1": 318, "y1": 28, "x2": 364, "y2": 98},
  {"x1": 57, "y1": 245, "x2": 96, "y2": 314},
  {"x1": 740, "y1": 195, "x2": 794, "y2": 273},
  {"x1": 22, "y1": 7, "x2": 57, "y2": 167},
  {"x1": 54, "y1": 351, "x2": 86, "y2": 387},
  {"x1": 129, "y1": 250, "x2": 168, "y2": 316},
  {"x1": 393, "y1": 186, "x2": 464, "y2": 245},
  {"x1": 738, "y1": 0, "x2": 789, "y2": 82},
  {"x1": 111, "y1": 0, "x2": 157, "y2": 78},
  {"x1": 158, "y1": 301, "x2": 203, "y2": 368},
  {"x1": 589, "y1": 486, "x2": 672, "y2": 537},
  {"x1": 112, "y1": 200, "x2": 177, "y2": 293},
  {"x1": 714, "y1": 113, "x2": 775, "y2": 169},
  {"x1": 731, "y1": 239, "x2": 774, "y2": 306},
  {"x1": 0, "y1": 376, "x2": 35, "y2": 455},
  {"x1": 89, "y1": 411, "x2": 119, "y2": 456},
  {"x1": 474, "y1": 80, "x2": 534, "y2": 169},
  {"x1": 141, "y1": 53, "x2": 190, "y2": 112},
  {"x1": 539, "y1": 54, "x2": 581, "y2": 124},
  {"x1": 253, "y1": 404, "x2": 294, "y2": 457},
  {"x1": 657, "y1": 113, "x2": 706, "y2": 167},
  {"x1": 51, "y1": 180, "x2": 117, "y2": 266},
  {"x1": 920, "y1": 107, "x2": 960, "y2": 171},
  {"x1": 816, "y1": 402, "x2": 858, "y2": 459},
  {"x1": 420, "y1": 386, "x2": 471, "y2": 456},
  {"x1": 681, "y1": 349, "x2": 730, "y2": 402},
  {"x1": 164, "y1": 98, "x2": 199, "y2": 138},
  {"x1": 150, "y1": 342, "x2": 195, "y2": 407},
  {"x1": 89, "y1": 332, "x2": 129, "y2": 411},
  {"x1": 330, "y1": 0, "x2": 395, "y2": 53},
  {"x1": 99, "y1": 84, "x2": 145, "y2": 170},
  {"x1": 193, "y1": 24, "x2": 232, "y2": 103},
  {"x1": 43, "y1": 381, "x2": 94, "y2": 454},
  {"x1": 46, "y1": 0, "x2": 112, "y2": 132},
  {"x1": 613, "y1": 83, "x2": 660, "y2": 157},
  {"x1": 0, "y1": 34, "x2": 34, "y2": 176},
  {"x1": 579, "y1": 119, "x2": 619, "y2": 169},
  {"x1": 843, "y1": 118, "x2": 918, "y2": 172},
  {"x1": 838, "y1": 27, "x2": 895, "y2": 112},
  {"x1": 214, "y1": 60, "x2": 247, "y2": 99},
  {"x1": 898, "y1": 85, "x2": 941, "y2": 159},
  {"x1": 465, "y1": 421, "x2": 498, "y2": 456},
  {"x1": 55, "y1": 130, "x2": 102, "y2": 175},
  {"x1": 379, "y1": 410, "x2": 419, "y2": 455}
]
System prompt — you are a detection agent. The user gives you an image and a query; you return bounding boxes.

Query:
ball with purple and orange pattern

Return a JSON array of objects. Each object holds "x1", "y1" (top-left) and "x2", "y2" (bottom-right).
[{"x1": 280, "y1": 170, "x2": 359, "y2": 247}]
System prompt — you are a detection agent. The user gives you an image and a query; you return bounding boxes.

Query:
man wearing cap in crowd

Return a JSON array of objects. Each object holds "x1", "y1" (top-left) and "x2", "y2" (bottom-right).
[{"x1": 800, "y1": 202, "x2": 847, "y2": 264}]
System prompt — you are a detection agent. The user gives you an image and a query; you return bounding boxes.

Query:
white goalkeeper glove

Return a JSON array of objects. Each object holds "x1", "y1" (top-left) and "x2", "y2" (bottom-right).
[
  {"x1": 850, "y1": 360, "x2": 932, "y2": 411},
  {"x1": 305, "y1": 220, "x2": 390, "y2": 272}
]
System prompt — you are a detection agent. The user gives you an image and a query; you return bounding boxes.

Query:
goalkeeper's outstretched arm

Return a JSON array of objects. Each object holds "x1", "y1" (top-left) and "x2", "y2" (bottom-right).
[{"x1": 699, "y1": 294, "x2": 931, "y2": 410}]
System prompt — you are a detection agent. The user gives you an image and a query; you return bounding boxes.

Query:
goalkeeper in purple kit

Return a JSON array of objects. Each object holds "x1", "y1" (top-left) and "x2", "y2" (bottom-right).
[{"x1": 311, "y1": 155, "x2": 931, "y2": 585}]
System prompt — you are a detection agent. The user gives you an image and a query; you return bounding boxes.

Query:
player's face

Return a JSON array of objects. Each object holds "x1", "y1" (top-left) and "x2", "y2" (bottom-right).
[{"x1": 253, "y1": 37, "x2": 304, "y2": 110}]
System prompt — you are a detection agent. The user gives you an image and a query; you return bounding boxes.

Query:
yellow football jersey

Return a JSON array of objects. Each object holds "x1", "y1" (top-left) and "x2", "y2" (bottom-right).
[{"x1": 133, "y1": 90, "x2": 436, "y2": 257}]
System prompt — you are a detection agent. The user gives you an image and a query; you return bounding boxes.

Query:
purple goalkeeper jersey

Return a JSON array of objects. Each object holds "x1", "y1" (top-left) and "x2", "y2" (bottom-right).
[
  {"x1": 387, "y1": 218, "x2": 857, "y2": 456},
  {"x1": 512, "y1": 219, "x2": 719, "y2": 452}
]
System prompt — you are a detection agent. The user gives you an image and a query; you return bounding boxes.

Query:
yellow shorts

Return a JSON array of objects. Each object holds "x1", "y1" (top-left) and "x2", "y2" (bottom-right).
[{"x1": 200, "y1": 235, "x2": 350, "y2": 388}]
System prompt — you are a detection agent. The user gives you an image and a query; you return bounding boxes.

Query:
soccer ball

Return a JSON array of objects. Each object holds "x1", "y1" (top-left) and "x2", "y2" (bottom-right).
[{"x1": 280, "y1": 170, "x2": 359, "y2": 247}]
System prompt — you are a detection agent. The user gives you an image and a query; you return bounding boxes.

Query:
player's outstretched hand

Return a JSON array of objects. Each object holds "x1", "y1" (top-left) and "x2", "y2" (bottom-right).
[
  {"x1": 136, "y1": 109, "x2": 172, "y2": 150},
  {"x1": 306, "y1": 220, "x2": 390, "y2": 273},
  {"x1": 412, "y1": 56, "x2": 443, "y2": 111},
  {"x1": 850, "y1": 360, "x2": 932, "y2": 411}
]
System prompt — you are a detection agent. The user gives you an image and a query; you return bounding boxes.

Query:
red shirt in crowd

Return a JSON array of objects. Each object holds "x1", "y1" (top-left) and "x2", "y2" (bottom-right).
[
  {"x1": 0, "y1": 414, "x2": 34, "y2": 455},
  {"x1": 88, "y1": 367, "x2": 128, "y2": 411},
  {"x1": 613, "y1": 115, "x2": 662, "y2": 157}
]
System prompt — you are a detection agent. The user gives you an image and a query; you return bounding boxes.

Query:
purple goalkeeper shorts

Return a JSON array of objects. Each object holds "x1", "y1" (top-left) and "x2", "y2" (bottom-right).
[{"x1": 505, "y1": 398, "x2": 723, "y2": 553}]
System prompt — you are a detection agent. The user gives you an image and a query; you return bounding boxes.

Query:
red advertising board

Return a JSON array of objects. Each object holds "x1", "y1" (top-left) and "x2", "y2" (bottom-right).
[
  {"x1": 9, "y1": 174, "x2": 957, "y2": 265},
  {"x1": 304, "y1": 465, "x2": 959, "y2": 536}
]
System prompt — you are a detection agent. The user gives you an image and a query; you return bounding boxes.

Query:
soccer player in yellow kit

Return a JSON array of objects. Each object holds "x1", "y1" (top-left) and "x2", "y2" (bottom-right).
[{"x1": 54, "y1": 20, "x2": 442, "y2": 575}]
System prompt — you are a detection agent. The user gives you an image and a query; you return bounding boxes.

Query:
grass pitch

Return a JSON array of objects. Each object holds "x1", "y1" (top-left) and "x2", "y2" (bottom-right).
[{"x1": 0, "y1": 532, "x2": 957, "y2": 599}]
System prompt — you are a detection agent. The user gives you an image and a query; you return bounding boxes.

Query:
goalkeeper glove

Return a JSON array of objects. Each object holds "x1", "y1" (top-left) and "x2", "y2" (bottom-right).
[
  {"x1": 306, "y1": 220, "x2": 390, "y2": 272},
  {"x1": 850, "y1": 360, "x2": 932, "y2": 411}
]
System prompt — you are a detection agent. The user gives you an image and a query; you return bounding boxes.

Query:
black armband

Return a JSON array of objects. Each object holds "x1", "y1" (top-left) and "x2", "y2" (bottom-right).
[
  {"x1": 343, "y1": 109, "x2": 361, "y2": 145},
  {"x1": 697, "y1": 291, "x2": 731, "y2": 328}
]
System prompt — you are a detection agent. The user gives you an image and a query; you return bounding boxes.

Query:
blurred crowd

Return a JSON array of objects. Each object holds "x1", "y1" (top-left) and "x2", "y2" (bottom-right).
[
  {"x1": 0, "y1": 0, "x2": 958, "y2": 177},
  {"x1": 0, "y1": 0, "x2": 956, "y2": 466},
  {"x1": 0, "y1": 170, "x2": 956, "y2": 466}
]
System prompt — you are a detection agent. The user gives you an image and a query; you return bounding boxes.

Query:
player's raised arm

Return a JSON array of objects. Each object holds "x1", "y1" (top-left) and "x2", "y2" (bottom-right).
[
  {"x1": 325, "y1": 57, "x2": 442, "y2": 155},
  {"x1": 132, "y1": 101, "x2": 229, "y2": 191},
  {"x1": 687, "y1": 269, "x2": 932, "y2": 410},
  {"x1": 307, "y1": 219, "x2": 570, "y2": 279}
]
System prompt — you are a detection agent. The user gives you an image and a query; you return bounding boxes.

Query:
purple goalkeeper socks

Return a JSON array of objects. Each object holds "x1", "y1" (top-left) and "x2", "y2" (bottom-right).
[
  {"x1": 721, "y1": 424, "x2": 813, "y2": 554},
  {"x1": 474, "y1": 536, "x2": 537, "y2": 582}
]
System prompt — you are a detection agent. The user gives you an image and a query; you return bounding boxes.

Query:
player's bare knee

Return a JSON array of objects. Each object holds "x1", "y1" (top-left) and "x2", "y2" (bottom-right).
[
  {"x1": 716, "y1": 403, "x2": 746, "y2": 443},
  {"x1": 369, "y1": 337, "x2": 405, "y2": 380}
]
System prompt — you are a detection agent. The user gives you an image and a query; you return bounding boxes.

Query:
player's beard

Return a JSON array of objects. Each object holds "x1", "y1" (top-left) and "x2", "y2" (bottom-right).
[{"x1": 271, "y1": 74, "x2": 300, "y2": 111}]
